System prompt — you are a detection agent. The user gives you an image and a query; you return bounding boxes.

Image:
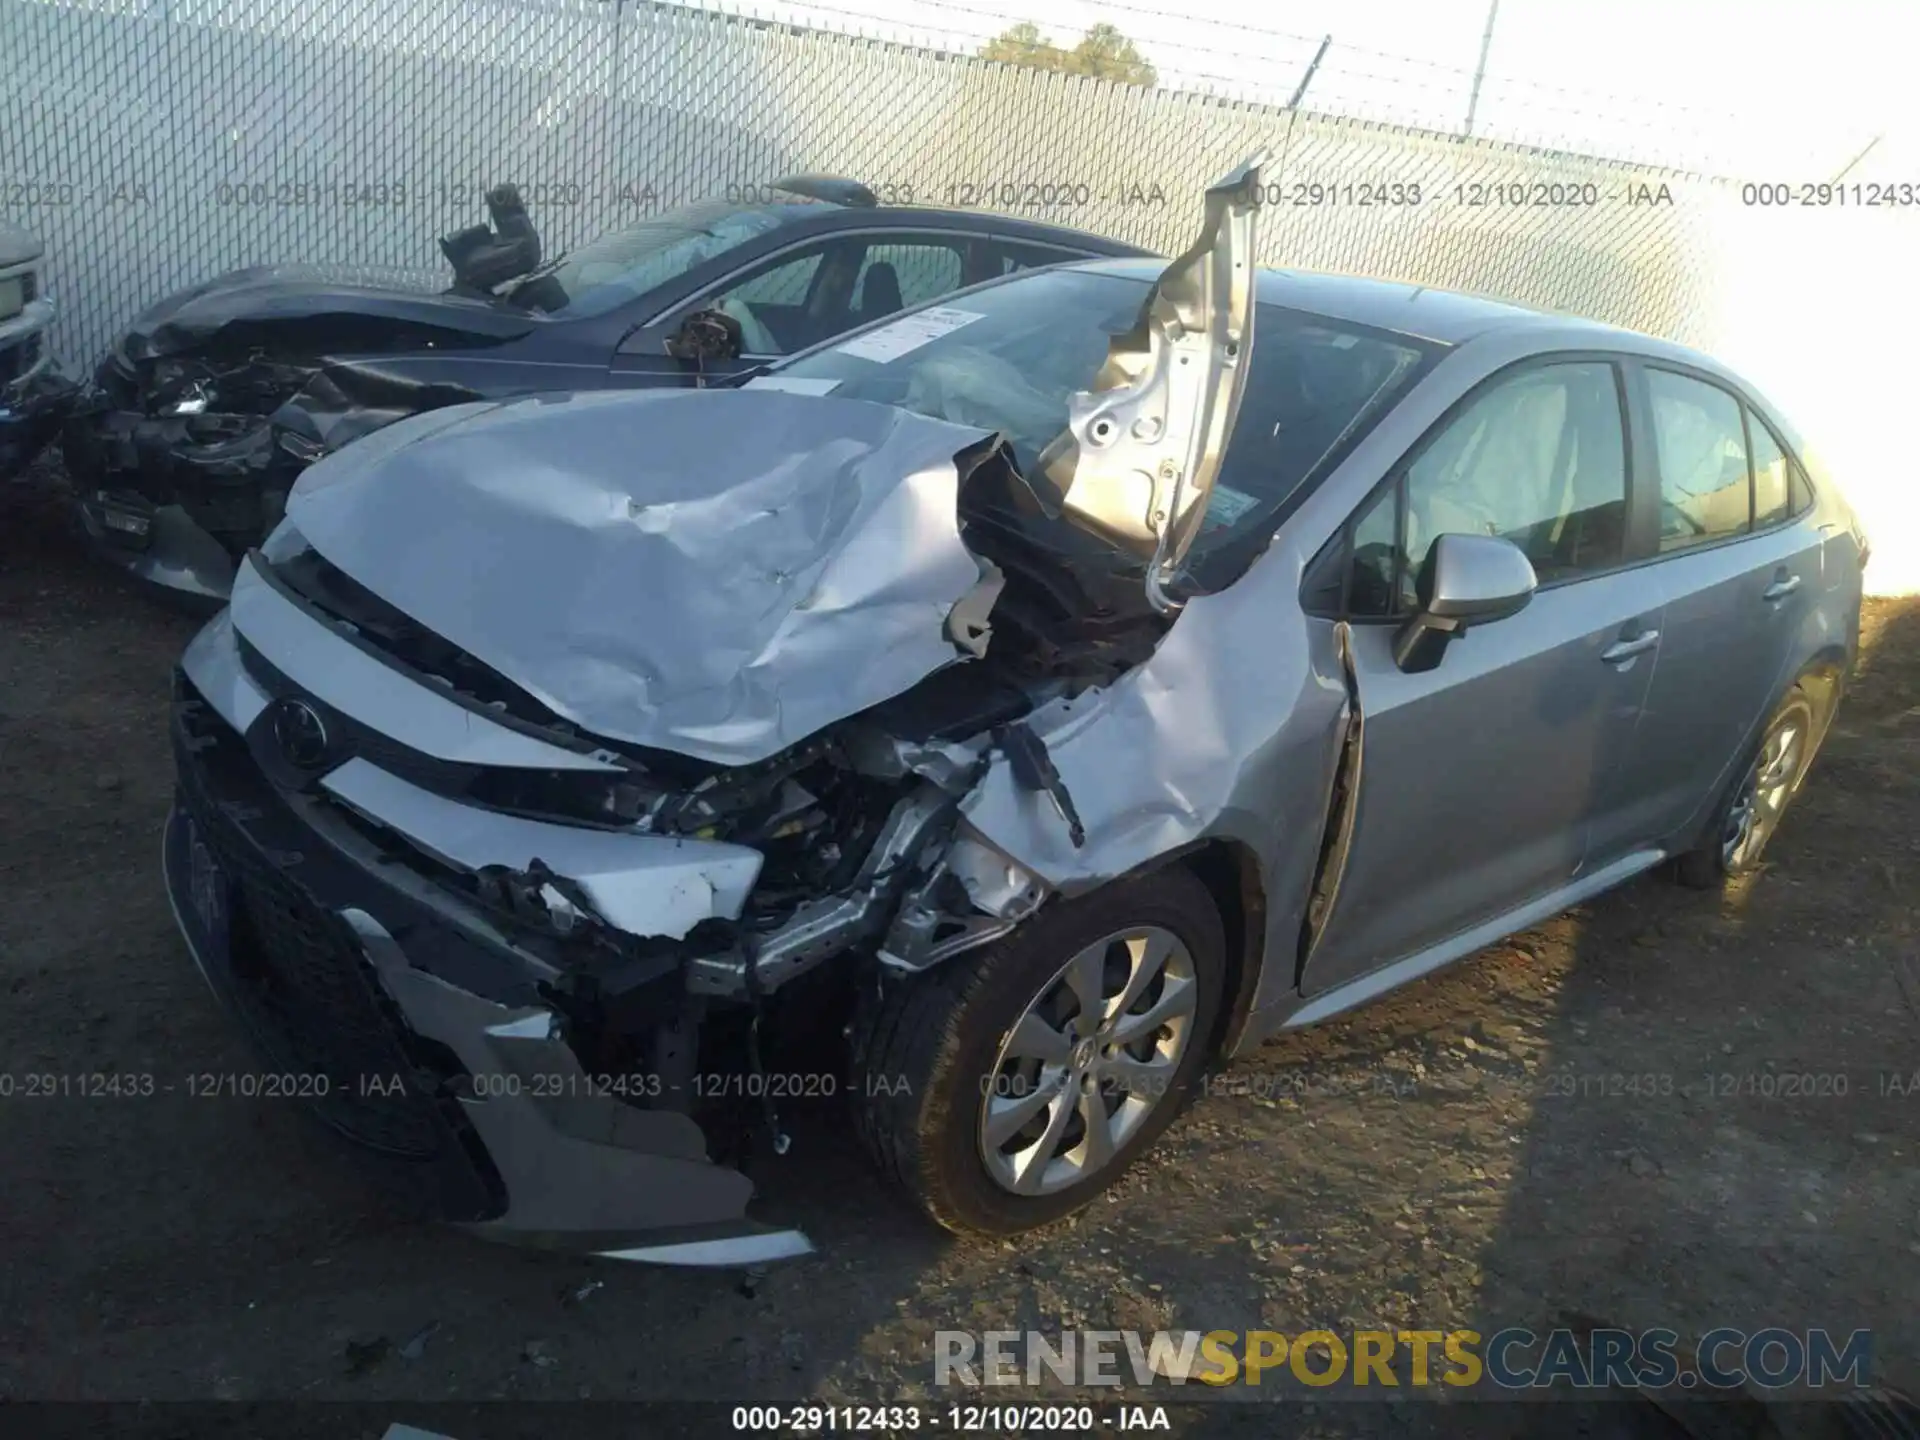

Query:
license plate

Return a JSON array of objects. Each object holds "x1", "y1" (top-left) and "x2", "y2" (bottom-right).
[{"x1": 165, "y1": 805, "x2": 231, "y2": 979}]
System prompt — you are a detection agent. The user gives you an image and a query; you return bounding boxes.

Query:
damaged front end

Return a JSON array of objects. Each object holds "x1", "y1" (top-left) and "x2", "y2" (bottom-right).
[
  {"x1": 0, "y1": 227, "x2": 80, "y2": 484},
  {"x1": 159, "y1": 157, "x2": 1281, "y2": 1257},
  {"x1": 163, "y1": 382, "x2": 1170, "y2": 1259}
]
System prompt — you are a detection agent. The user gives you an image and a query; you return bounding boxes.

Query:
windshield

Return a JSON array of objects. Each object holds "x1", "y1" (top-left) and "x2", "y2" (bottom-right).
[
  {"x1": 513, "y1": 199, "x2": 835, "y2": 318},
  {"x1": 774, "y1": 266, "x2": 1439, "y2": 575}
]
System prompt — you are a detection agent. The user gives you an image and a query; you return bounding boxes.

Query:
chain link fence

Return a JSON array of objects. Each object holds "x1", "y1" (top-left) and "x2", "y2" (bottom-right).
[
  {"x1": 4, "y1": 0, "x2": 1745, "y2": 366},
  {"x1": 3, "y1": 0, "x2": 1914, "y2": 588}
]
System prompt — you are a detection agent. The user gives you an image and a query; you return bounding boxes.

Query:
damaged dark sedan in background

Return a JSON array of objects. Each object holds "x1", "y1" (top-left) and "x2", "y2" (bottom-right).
[
  {"x1": 1, "y1": 225, "x2": 79, "y2": 485},
  {"x1": 161, "y1": 157, "x2": 1865, "y2": 1263},
  {"x1": 61, "y1": 177, "x2": 1147, "y2": 602}
]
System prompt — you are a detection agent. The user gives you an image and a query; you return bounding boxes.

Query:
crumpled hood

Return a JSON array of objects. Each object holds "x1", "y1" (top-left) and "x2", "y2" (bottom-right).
[
  {"x1": 116, "y1": 264, "x2": 534, "y2": 364},
  {"x1": 285, "y1": 387, "x2": 1000, "y2": 767}
]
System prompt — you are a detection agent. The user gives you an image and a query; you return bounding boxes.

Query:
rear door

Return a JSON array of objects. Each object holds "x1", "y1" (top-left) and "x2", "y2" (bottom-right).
[
  {"x1": 1298, "y1": 356, "x2": 1661, "y2": 995},
  {"x1": 1587, "y1": 363, "x2": 1827, "y2": 857}
]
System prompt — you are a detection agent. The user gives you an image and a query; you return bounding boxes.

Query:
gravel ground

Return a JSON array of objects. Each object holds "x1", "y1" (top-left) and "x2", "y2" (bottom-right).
[{"x1": 2, "y1": 458, "x2": 1916, "y2": 1437}]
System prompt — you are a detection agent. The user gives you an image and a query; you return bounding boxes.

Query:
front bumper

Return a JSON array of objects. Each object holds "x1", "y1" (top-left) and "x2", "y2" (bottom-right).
[
  {"x1": 0, "y1": 300, "x2": 79, "y2": 480},
  {"x1": 162, "y1": 670, "x2": 811, "y2": 1264},
  {"x1": 74, "y1": 489, "x2": 238, "y2": 603},
  {"x1": 61, "y1": 361, "x2": 308, "y2": 601}
]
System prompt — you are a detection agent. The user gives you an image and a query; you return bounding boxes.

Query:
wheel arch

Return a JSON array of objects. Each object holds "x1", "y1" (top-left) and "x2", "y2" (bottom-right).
[
  {"x1": 1788, "y1": 644, "x2": 1850, "y2": 746},
  {"x1": 1678, "y1": 643, "x2": 1851, "y2": 858},
  {"x1": 1140, "y1": 838, "x2": 1270, "y2": 1063}
]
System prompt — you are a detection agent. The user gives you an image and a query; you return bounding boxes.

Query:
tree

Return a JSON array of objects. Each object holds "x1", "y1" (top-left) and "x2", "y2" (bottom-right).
[
  {"x1": 1067, "y1": 23, "x2": 1156, "y2": 87},
  {"x1": 980, "y1": 21, "x2": 1065, "y2": 70},
  {"x1": 980, "y1": 21, "x2": 1157, "y2": 87}
]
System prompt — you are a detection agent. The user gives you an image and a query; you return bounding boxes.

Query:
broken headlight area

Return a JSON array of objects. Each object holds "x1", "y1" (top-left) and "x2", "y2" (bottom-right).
[
  {"x1": 63, "y1": 354, "x2": 315, "y2": 551},
  {"x1": 140, "y1": 354, "x2": 315, "y2": 419}
]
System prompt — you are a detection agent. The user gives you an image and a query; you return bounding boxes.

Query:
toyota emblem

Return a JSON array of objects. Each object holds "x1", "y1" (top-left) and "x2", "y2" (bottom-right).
[{"x1": 269, "y1": 698, "x2": 332, "y2": 770}]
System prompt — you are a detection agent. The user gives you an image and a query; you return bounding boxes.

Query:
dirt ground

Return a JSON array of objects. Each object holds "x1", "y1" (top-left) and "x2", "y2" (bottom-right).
[{"x1": 1, "y1": 457, "x2": 1916, "y2": 1435}]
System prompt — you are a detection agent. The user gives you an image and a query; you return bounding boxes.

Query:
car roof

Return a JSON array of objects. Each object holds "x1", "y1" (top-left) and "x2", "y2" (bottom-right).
[{"x1": 1068, "y1": 256, "x2": 1693, "y2": 353}]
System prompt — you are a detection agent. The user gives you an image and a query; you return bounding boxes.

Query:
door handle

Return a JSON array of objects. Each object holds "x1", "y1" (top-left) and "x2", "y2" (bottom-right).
[
  {"x1": 1763, "y1": 574, "x2": 1803, "y2": 602},
  {"x1": 1600, "y1": 630, "x2": 1660, "y2": 664}
]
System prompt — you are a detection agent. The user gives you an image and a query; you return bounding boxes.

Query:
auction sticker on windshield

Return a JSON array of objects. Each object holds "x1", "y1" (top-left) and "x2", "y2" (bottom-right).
[{"x1": 834, "y1": 306, "x2": 984, "y2": 362}]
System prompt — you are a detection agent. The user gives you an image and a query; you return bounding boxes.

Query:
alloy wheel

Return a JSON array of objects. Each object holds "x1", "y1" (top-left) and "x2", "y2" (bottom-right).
[
  {"x1": 1722, "y1": 712, "x2": 1806, "y2": 870},
  {"x1": 978, "y1": 925, "x2": 1199, "y2": 1196}
]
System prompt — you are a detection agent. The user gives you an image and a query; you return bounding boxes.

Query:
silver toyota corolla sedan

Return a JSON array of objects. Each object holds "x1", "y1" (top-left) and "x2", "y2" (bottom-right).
[{"x1": 161, "y1": 160, "x2": 1867, "y2": 1262}]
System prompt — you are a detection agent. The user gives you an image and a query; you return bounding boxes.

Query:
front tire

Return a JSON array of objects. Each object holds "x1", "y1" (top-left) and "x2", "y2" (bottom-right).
[
  {"x1": 854, "y1": 864, "x2": 1226, "y2": 1236},
  {"x1": 1674, "y1": 687, "x2": 1817, "y2": 889}
]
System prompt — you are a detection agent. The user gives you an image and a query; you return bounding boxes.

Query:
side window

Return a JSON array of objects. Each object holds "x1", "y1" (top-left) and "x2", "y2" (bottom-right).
[
  {"x1": 1331, "y1": 361, "x2": 1628, "y2": 619},
  {"x1": 1749, "y1": 411, "x2": 1790, "y2": 528},
  {"x1": 850, "y1": 241, "x2": 964, "y2": 322},
  {"x1": 1403, "y1": 361, "x2": 1628, "y2": 587},
  {"x1": 1647, "y1": 369, "x2": 1751, "y2": 550},
  {"x1": 699, "y1": 248, "x2": 829, "y2": 356},
  {"x1": 719, "y1": 251, "x2": 823, "y2": 308}
]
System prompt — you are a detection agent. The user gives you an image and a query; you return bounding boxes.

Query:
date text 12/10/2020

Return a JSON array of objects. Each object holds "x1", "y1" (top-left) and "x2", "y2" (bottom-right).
[{"x1": 729, "y1": 1404, "x2": 1172, "y2": 1431}]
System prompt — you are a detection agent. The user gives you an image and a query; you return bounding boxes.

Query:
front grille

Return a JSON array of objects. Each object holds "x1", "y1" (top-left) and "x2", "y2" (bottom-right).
[
  {"x1": 172, "y1": 680, "x2": 510, "y2": 1221},
  {"x1": 177, "y1": 761, "x2": 447, "y2": 1157}
]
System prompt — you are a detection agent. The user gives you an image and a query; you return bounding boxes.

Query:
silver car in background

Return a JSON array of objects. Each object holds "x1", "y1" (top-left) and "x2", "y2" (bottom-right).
[
  {"x1": 160, "y1": 160, "x2": 1866, "y2": 1259},
  {"x1": 1, "y1": 226, "x2": 78, "y2": 482}
]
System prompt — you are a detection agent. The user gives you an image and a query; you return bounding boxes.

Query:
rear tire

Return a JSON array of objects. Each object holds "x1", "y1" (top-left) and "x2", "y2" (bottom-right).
[
  {"x1": 853, "y1": 864, "x2": 1225, "y2": 1236},
  {"x1": 1673, "y1": 687, "x2": 1816, "y2": 889}
]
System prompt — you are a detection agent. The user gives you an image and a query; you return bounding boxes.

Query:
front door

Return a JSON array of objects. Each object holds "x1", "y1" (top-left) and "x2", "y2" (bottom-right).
[
  {"x1": 610, "y1": 233, "x2": 978, "y2": 387},
  {"x1": 1300, "y1": 357, "x2": 1658, "y2": 994}
]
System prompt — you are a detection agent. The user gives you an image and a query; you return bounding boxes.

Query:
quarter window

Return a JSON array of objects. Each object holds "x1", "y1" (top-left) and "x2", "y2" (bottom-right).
[
  {"x1": 1789, "y1": 460, "x2": 1815, "y2": 515},
  {"x1": 1647, "y1": 369, "x2": 1751, "y2": 549},
  {"x1": 1345, "y1": 480, "x2": 1404, "y2": 617},
  {"x1": 1749, "y1": 412, "x2": 1790, "y2": 528}
]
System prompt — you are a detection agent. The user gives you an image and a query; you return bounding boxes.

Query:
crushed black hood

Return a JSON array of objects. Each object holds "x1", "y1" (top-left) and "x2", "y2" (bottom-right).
[{"x1": 115, "y1": 264, "x2": 539, "y2": 365}]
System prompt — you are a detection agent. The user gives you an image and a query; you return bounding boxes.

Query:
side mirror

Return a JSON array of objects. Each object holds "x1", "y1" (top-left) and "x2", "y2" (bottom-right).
[
  {"x1": 1392, "y1": 533, "x2": 1537, "y2": 674},
  {"x1": 664, "y1": 307, "x2": 744, "y2": 364}
]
